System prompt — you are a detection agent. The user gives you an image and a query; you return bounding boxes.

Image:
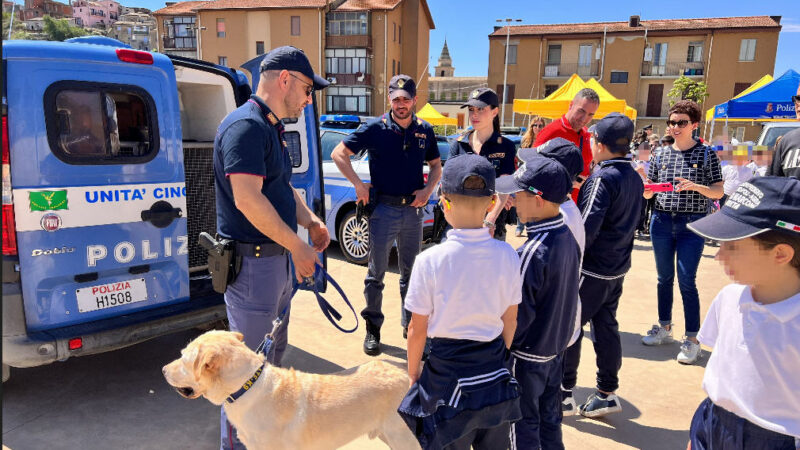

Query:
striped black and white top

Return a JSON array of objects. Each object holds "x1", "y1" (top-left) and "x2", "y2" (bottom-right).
[{"x1": 647, "y1": 142, "x2": 723, "y2": 214}]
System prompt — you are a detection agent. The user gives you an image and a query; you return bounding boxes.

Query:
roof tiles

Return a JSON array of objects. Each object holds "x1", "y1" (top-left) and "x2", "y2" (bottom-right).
[
  {"x1": 490, "y1": 16, "x2": 781, "y2": 37},
  {"x1": 153, "y1": 1, "x2": 210, "y2": 15},
  {"x1": 195, "y1": 0, "x2": 327, "y2": 11}
]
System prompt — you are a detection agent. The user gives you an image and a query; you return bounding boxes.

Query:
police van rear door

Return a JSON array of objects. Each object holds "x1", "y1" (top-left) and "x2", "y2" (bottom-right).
[
  {"x1": 6, "y1": 41, "x2": 196, "y2": 333},
  {"x1": 240, "y1": 55, "x2": 326, "y2": 290}
]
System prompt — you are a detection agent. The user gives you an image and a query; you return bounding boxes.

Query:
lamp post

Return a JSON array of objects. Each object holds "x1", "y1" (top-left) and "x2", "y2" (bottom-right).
[{"x1": 497, "y1": 18, "x2": 522, "y2": 126}]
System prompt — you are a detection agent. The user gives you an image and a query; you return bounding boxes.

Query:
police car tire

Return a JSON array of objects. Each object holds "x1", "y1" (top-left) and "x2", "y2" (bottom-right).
[{"x1": 337, "y1": 210, "x2": 370, "y2": 265}]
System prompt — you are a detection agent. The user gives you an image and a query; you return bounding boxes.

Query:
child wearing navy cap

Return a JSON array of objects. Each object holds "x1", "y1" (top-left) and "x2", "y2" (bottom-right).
[
  {"x1": 561, "y1": 112, "x2": 644, "y2": 418},
  {"x1": 496, "y1": 156, "x2": 581, "y2": 448},
  {"x1": 686, "y1": 176, "x2": 800, "y2": 449},
  {"x1": 398, "y1": 154, "x2": 522, "y2": 450}
]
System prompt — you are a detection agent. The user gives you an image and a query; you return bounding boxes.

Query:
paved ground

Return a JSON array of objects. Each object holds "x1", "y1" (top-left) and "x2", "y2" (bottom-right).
[{"x1": 2, "y1": 226, "x2": 727, "y2": 449}]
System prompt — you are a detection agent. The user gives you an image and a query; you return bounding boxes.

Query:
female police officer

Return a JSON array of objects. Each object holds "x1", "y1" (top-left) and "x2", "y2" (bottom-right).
[
  {"x1": 449, "y1": 88, "x2": 517, "y2": 240},
  {"x1": 331, "y1": 74, "x2": 442, "y2": 356}
]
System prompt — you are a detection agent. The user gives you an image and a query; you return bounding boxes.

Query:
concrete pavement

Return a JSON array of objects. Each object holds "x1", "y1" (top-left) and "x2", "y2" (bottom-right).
[{"x1": 2, "y1": 226, "x2": 728, "y2": 449}]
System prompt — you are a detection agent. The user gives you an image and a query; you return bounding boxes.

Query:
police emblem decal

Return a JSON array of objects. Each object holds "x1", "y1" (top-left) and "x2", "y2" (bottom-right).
[
  {"x1": 472, "y1": 90, "x2": 479, "y2": 98},
  {"x1": 397, "y1": 79, "x2": 405, "y2": 88}
]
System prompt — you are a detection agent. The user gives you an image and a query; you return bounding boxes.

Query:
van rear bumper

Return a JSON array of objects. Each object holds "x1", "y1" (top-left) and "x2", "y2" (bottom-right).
[{"x1": 2, "y1": 282, "x2": 226, "y2": 368}]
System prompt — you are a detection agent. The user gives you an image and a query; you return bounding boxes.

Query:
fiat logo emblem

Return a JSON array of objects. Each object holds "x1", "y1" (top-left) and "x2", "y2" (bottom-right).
[{"x1": 40, "y1": 213, "x2": 63, "y2": 232}]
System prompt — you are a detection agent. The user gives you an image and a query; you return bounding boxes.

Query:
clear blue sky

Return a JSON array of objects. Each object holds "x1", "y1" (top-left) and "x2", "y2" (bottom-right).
[
  {"x1": 47, "y1": 0, "x2": 798, "y2": 78},
  {"x1": 426, "y1": 0, "x2": 798, "y2": 78}
]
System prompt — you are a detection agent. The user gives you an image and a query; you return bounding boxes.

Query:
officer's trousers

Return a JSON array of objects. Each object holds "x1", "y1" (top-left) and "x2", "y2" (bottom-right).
[
  {"x1": 510, "y1": 354, "x2": 564, "y2": 450},
  {"x1": 363, "y1": 203, "x2": 423, "y2": 331},
  {"x1": 220, "y1": 254, "x2": 293, "y2": 450},
  {"x1": 562, "y1": 274, "x2": 625, "y2": 394}
]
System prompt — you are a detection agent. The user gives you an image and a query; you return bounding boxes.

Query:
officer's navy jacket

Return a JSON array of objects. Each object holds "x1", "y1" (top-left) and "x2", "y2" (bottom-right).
[
  {"x1": 448, "y1": 130, "x2": 517, "y2": 177},
  {"x1": 577, "y1": 158, "x2": 644, "y2": 279},
  {"x1": 511, "y1": 214, "x2": 581, "y2": 359}
]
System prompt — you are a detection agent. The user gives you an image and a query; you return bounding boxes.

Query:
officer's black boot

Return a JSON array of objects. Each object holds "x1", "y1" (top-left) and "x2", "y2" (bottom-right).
[{"x1": 363, "y1": 322, "x2": 381, "y2": 356}]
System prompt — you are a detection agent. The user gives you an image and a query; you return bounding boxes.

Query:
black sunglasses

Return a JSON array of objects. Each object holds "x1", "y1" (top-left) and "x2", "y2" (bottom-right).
[
  {"x1": 288, "y1": 72, "x2": 314, "y2": 97},
  {"x1": 666, "y1": 119, "x2": 690, "y2": 128}
]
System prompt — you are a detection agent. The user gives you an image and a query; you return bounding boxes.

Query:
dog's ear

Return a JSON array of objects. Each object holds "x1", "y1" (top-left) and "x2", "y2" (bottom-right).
[
  {"x1": 193, "y1": 344, "x2": 222, "y2": 381},
  {"x1": 232, "y1": 332, "x2": 244, "y2": 342}
]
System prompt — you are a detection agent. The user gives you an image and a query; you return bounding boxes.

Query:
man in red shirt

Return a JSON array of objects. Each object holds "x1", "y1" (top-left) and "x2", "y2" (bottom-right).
[{"x1": 534, "y1": 88, "x2": 600, "y2": 202}]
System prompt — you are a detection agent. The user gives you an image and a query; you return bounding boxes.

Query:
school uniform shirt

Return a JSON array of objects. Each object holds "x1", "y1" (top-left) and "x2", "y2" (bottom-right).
[
  {"x1": 342, "y1": 112, "x2": 440, "y2": 196},
  {"x1": 722, "y1": 162, "x2": 759, "y2": 196},
  {"x1": 578, "y1": 158, "x2": 644, "y2": 279},
  {"x1": 647, "y1": 142, "x2": 723, "y2": 214},
  {"x1": 766, "y1": 127, "x2": 800, "y2": 178},
  {"x1": 512, "y1": 214, "x2": 581, "y2": 360},
  {"x1": 534, "y1": 116, "x2": 593, "y2": 202},
  {"x1": 404, "y1": 228, "x2": 522, "y2": 341},
  {"x1": 448, "y1": 130, "x2": 517, "y2": 178},
  {"x1": 697, "y1": 284, "x2": 800, "y2": 438},
  {"x1": 560, "y1": 199, "x2": 585, "y2": 347}
]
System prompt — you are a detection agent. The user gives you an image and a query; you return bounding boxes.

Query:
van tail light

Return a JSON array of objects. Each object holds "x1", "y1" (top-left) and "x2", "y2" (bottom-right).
[
  {"x1": 2, "y1": 115, "x2": 18, "y2": 256},
  {"x1": 116, "y1": 49, "x2": 154, "y2": 65}
]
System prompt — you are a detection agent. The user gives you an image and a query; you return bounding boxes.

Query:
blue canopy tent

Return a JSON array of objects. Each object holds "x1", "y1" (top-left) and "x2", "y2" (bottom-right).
[{"x1": 708, "y1": 69, "x2": 800, "y2": 140}]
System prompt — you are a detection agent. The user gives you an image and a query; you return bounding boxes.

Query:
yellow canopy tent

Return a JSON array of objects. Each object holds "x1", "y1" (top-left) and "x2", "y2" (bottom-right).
[
  {"x1": 704, "y1": 74, "x2": 773, "y2": 122},
  {"x1": 585, "y1": 79, "x2": 637, "y2": 120},
  {"x1": 512, "y1": 74, "x2": 633, "y2": 120},
  {"x1": 417, "y1": 103, "x2": 458, "y2": 135}
]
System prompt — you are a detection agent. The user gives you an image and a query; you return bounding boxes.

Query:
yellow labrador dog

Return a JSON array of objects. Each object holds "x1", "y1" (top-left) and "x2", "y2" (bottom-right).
[{"x1": 163, "y1": 330, "x2": 419, "y2": 450}]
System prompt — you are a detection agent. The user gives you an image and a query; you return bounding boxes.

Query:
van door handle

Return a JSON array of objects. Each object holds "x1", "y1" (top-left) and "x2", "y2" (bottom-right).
[{"x1": 141, "y1": 200, "x2": 182, "y2": 228}]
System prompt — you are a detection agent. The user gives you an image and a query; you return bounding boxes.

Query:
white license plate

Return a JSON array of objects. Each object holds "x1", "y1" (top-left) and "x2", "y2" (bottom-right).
[{"x1": 76, "y1": 278, "x2": 148, "y2": 313}]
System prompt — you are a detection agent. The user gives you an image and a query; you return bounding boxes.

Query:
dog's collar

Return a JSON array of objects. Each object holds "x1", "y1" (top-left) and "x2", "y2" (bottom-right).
[{"x1": 225, "y1": 363, "x2": 264, "y2": 404}]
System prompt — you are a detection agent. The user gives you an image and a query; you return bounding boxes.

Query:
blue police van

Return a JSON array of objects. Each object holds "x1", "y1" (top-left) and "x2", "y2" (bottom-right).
[{"x1": 1, "y1": 38, "x2": 325, "y2": 381}]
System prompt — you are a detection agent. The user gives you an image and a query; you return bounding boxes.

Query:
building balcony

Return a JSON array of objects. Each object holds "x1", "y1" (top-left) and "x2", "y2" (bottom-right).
[
  {"x1": 641, "y1": 60, "x2": 704, "y2": 77},
  {"x1": 635, "y1": 101, "x2": 669, "y2": 118},
  {"x1": 542, "y1": 61, "x2": 600, "y2": 78},
  {"x1": 326, "y1": 34, "x2": 371, "y2": 49},
  {"x1": 325, "y1": 73, "x2": 372, "y2": 86}
]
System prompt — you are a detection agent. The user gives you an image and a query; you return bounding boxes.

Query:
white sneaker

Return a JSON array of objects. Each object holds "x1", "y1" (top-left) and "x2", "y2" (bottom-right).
[
  {"x1": 641, "y1": 324, "x2": 672, "y2": 346},
  {"x1": 562, "y1": 389, "x2": 577, "y2": 417},
  {"x1": 677, "y1": 339, "x2": 701, "y2": 365}
]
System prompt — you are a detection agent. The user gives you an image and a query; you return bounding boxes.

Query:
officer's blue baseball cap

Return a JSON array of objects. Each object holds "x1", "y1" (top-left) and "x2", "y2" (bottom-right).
[
  {"x1": 441, "y1": 154, "x2": 495, "y2": 197},
  {"x1": 389, "y1": 74, "x2": 416, "y2": 99},
  {"x1": 593, "y1": 112, "x2": 634, "y2": 154},
  {"x1": 461, "y1": 88, "x2": 499, "y2": 109},
  {"x1": 517, "y1": 137, "x2": 583, "y2": 179},
  {"x1": 495, "y1": 156, "x2": 572, "y2": 203},
  {"x1": 688, "y1": 177, "x2": 800, "y2": 241},
  {"x1": 260, "y1": 46, "x2": 330, "y2": 90}
]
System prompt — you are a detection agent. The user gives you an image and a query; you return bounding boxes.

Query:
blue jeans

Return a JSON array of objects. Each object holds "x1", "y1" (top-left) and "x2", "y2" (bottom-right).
[
  {"x1": 649, "y1": 210, "x2": 706, "y2": 336},
  {"x1": 221, "y1": 254, "x2": 293, "y2": 450},
  {"x1": 363, "y1": 203, "x2": 423, "y2": 331}
]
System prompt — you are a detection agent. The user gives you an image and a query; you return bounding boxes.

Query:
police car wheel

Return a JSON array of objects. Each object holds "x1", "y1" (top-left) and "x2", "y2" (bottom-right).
[{"x1": 338, "y1": 210, "x2": 370, "y2": 265}]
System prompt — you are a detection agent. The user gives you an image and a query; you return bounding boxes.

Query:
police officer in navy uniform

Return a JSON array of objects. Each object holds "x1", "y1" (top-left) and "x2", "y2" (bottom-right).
[
  {"x1": 449, "y1": 88, "x2": 517, "y2": 240},
  {"x1": 213, "y1": 46, "x2": 330, "y2": 450},
  {"x1": 331, "y1": 75, "x2": 442, "y2": 356}
]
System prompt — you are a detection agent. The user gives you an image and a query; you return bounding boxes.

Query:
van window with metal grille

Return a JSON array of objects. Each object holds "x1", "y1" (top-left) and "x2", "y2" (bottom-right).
[
  {"x1": 45, "y1": 82, "x2": 158, "y2": 164},
  {"x1": 283, "y1": 131, "x2": 302, "y2": 168}
]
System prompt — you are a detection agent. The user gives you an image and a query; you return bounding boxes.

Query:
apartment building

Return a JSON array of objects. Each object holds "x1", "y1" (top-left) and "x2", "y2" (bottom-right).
[
  {"x1": 153, "y1": 1, "x2": 208, "y2": 58},
  {"x1": 72, "y1": 0, "x2": 120, "y2": 28},
  {"x1": 488, "y1": 16, "x2": 782, "y2": 140},
  {"x1": 155, "y1": 0, "x2": 432, "y2": 116},
  {"x1": 109, "y1": 11, "x2": 158, "y2": 51},
  {"x1": 18, "y1": 0, "x2": 71, "y2": 21}
]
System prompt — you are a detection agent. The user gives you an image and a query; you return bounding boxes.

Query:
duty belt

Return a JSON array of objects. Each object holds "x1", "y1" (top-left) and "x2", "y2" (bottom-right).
[
  {"x1": 234, "y1": 241, "x2": 287, "y2": 258},
  {"x1": 376, "y1": 193, "x2": 416, "y2": 207}
]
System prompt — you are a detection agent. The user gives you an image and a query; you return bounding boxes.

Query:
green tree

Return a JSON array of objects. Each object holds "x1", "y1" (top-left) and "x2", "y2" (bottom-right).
[
  {"x1": 667, "y1": 75, "x2": 709, "y2": 107},
  {"x1": 2, "y1": 11, "x2": 30, "y2": 39},
  {"x1": 42, "y1": 15, "x2": 87, "y2": 41}
]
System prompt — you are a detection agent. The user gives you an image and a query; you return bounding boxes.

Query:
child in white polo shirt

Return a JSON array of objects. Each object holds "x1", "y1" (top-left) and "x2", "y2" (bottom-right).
[
  {"x1": 398, "y1": 154, "x2": 522, "y2": 450},
  {"x1": 687, "y1": 176, "x2": 800, "y2": 449}
]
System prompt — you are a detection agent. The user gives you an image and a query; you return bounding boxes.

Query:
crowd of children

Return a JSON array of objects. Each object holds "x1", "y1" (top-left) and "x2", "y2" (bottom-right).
[{"x1": 394, "y1": 104, "x2": 799, "y2": 449}]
